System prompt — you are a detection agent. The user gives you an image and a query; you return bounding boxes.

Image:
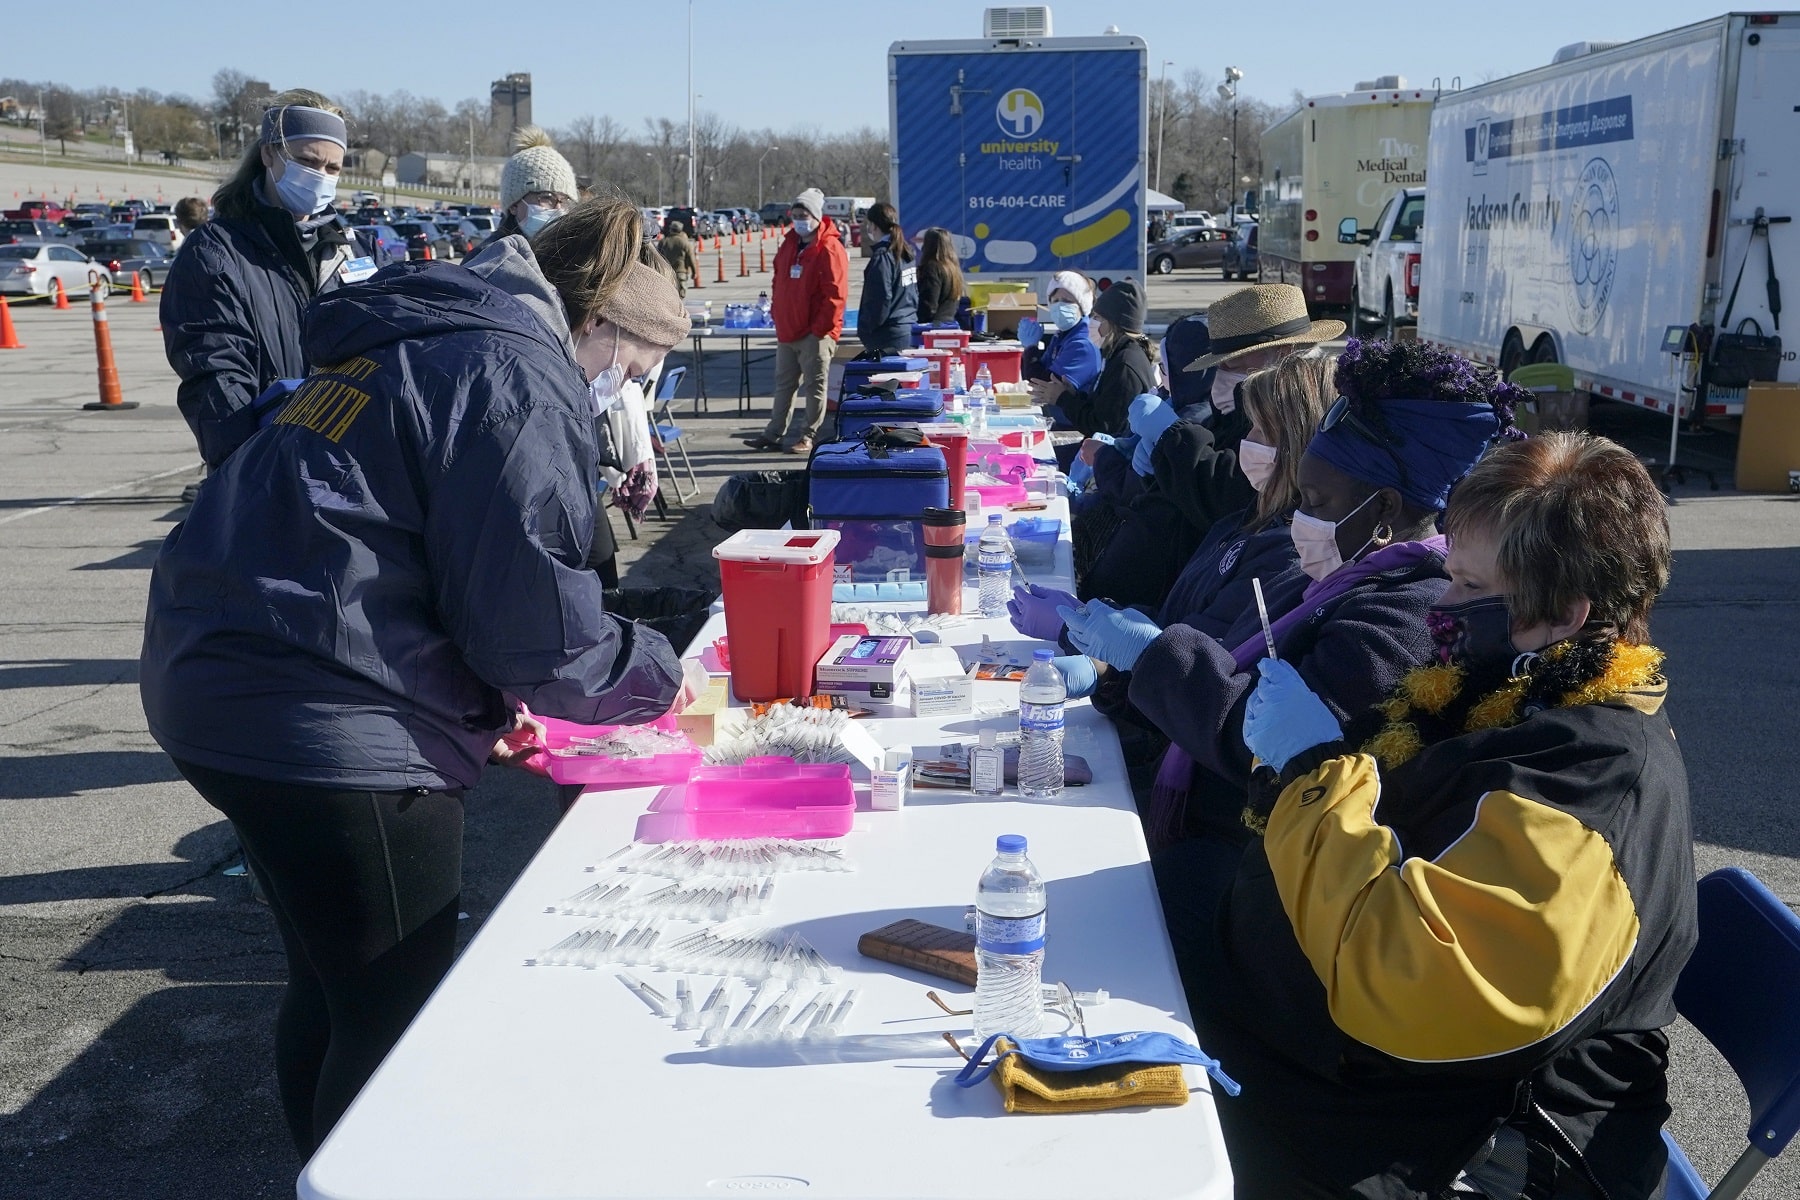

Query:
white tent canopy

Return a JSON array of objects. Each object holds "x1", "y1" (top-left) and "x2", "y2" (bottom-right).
[{"x1": 1145, "y1": 188, "x2": 1185, "y2": 212}]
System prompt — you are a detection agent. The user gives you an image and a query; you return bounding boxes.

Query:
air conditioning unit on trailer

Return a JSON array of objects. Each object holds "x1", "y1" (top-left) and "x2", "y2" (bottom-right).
[{"x1": 984, "y1": 6, "x2": 1052, "y2": 38}]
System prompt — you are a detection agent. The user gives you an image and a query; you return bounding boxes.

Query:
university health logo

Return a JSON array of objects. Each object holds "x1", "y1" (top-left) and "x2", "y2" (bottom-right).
[
  {"x1": 996, "y1": 88, "x2": 1045, "y2": 137},
  {"x1": 1568, "y1": 157, "x2": 1619, "y2": 335}
]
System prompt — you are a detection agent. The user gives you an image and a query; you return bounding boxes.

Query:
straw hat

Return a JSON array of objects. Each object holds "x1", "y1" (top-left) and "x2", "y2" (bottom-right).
[{"x1": 1184, "y1": 284, "x2": 1346, "y2": 371}]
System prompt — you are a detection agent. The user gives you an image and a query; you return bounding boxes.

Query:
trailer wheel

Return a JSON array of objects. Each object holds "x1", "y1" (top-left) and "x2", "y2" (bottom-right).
[
  {"x1": 1529, "y1": 336, "x2": 1559, "y2": 365},
  {"x1": 1499, "y1": 331, "x2": 1527, "y2": 376}
]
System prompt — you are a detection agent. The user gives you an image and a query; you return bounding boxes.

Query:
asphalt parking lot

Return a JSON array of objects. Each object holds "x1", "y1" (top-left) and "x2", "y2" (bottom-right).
[{"x1": 1, "y1": 270, "x2": 1796, "y2": 1198}]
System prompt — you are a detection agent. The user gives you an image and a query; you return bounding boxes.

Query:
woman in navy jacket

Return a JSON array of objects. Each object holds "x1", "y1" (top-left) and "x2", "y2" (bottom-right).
[
  {"x1": 855, "y1": 202, "x2": 918, "y2": 355},
  {"x1": 141, "y1": 197, "x2": 697, "y2": 1158}
]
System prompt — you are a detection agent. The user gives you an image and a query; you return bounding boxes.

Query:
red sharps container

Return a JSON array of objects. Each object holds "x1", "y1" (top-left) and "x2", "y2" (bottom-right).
[
  {"x1": 712, "y1": 529, "x2": 841, "y2": 701},
  {"x1": 920, "y1": 507, "x2": 966, "y2": 616}
]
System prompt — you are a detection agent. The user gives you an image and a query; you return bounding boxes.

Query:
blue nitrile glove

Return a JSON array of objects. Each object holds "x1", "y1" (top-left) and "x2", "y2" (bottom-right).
[
  {"x1": 1017, "y1": 316, "x2": 1043, "y2": 346},
  {"x1": 1067, "y1": 455, "x2": 1094, "y2": 492},
  {"x1": 1057, "y1": 601, "x2": 1163, "y2": 671},
  {"x1": 1007, "y1": 583, "x2": 1077, "y2": 641},
  {"x1": 1052, "y1": 654, "x2": 1099, "y2": 699},
  {"x1": 1128, "y1": 393, "x2": 1179, "y2": 476},
  {"x1": 1242, "y1": 658, "x2": 1344, "y2": 774}
]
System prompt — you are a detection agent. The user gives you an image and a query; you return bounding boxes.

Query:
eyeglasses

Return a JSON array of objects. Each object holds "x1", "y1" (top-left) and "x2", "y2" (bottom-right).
[
  {"x1": 521, "y1": 192, "x2": 572, "y2": 209},
  {"x1": 1320, "y1": 394, "x2": 1410, "y2": 489}
]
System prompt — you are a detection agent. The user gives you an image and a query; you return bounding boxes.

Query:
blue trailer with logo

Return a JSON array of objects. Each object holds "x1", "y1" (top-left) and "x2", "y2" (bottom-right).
[{"x1": 888, "y1": 34, "x2": 1148, "y2": 291}]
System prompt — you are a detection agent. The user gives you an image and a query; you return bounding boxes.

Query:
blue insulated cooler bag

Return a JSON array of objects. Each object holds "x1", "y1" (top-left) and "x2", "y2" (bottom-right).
[
  {"x1": 837, "y1": 355, "x2": 931, "y2": 402},
  {"x1": 835, "y1": 387, "x2": 946, "y2": 442},
  {"x1": 808, "y1": 435, "x2": 949, "y2": 581}
]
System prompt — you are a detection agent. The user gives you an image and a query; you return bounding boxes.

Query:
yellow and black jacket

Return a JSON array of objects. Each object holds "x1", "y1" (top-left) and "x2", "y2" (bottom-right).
[{"x1": 1195, "y1": 684, "x2": 1696, "y2": 1198}]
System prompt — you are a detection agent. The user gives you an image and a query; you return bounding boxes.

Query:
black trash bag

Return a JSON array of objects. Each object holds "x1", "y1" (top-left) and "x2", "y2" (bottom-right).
[
  {"x1": 603, "y1": 586, "x2": 718, "y2": 658},
  {"x1": 712, "y1": 469, "x2": 811, "y2": 534}
]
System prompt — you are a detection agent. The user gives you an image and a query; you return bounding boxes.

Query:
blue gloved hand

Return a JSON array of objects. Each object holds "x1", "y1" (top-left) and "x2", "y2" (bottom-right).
[
  {"x1": 1007, "y1": 584, "x2": 1077, "y2": 641},
  {"x1": 1067, "y1": 455, "x2": 1094, "y2": 492},
  {"x1": 1057, "y1": 601, "x2": 1163, "y2": 671},
  {"x1": 1052, "y1": 654, "x2": 1100, "y2": 699},
  {"x1": 1017, "y1": 316, "x2": 1043, "y2": 347},
  {"x1": 1241, "y1": 658, "x2": 1343, "y2": 774},
  {"x1": 1127, "y1": 393, "x2": 1179, "y2": 476}
]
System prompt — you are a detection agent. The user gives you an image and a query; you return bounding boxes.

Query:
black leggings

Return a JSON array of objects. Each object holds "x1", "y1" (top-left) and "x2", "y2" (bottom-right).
[{"x1": 174, "y1": 759, "x2": 463, "y2": 1157}]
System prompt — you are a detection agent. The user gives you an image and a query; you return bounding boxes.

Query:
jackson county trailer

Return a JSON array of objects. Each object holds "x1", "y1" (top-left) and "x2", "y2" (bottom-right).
[
  {"x1": 889, "y1": 32, "x2": 1147, "y2": 290},
  {"x1": 1418, "y1": 13, "x2": 1800, "y2": 417},
  {"x1": 1257, "y1": 80, "x2": 1434, "y2": 310}
]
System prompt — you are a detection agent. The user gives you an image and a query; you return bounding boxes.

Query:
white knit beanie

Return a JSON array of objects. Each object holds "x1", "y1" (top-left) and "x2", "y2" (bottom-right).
[
  {"x1": 500, "y1": 126, "x2": 578, "y2": 212},
  {"x1": 793, "y1": 188, "x2": 825, "y2": 222}
]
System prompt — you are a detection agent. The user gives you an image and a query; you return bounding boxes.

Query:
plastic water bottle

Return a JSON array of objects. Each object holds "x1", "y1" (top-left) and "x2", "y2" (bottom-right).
[
  {"x1": 976, "y1": 514, "x2": 1013, "y2": 617},
  {"x1": 974, "y1": 362, "x2": 994, "y2": 397},
  {"x1": 975, "y1": 834, "x2": 1046, "y2": 1040},
  {"x1": 968, "y1": 364, "x2": 992, "y2": 436},
  {"x1": 948, "y1": 359, "x2": 967, "y2": 393},
  {"x1": 755, "y1": 291, "x2": 771, "y2": 325},
  {"x1": 1018, "y1": 649, "x2": 1066, "y2": 800}
]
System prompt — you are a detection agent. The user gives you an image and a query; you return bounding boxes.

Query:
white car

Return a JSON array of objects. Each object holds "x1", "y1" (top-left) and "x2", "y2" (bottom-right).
[
  {"x1": 0, "y1": 242, "x2": 113, "y2": 298},
  {"x1": 131, "y1": 213, "x2": 184, "y2": 252}
]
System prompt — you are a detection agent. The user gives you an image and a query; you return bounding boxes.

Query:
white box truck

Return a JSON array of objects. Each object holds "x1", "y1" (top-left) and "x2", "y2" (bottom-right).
[
  {"x1": 1258, "y1": 80, "x2": 1434, "y2": 310},
  {"x1": 889, "y1": 23, "x2": 1147, "y2": 291},
  {"x1": 1418, "y1": 13, "x2": 1800, "y2": 417}
]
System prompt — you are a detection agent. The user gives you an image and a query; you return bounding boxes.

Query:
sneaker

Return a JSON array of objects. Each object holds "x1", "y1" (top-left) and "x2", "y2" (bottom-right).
[
  {"x1": 781, "y1": 438, "x2": 813, "y2": 455},
  {"x1": 741, "y1": 435, "x2": 780, "y2": 450}
]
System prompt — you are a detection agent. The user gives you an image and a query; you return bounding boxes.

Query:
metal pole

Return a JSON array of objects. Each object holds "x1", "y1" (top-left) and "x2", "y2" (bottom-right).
[
  {"x1": 686, "y1": 0, "x2": 696, "y2": 209},
  {"x1": 758, "y1": 145, "x2": 778, "y2": 209},
  {"x1": 1154, "y1": 60, "x2": 1172, "y2": 194},
  {"x1": 1230, "y1": 104, "x2": 1238, "y2": 219},
  {"x1": 39, "y1": 90, "x2": 47, "y2": 166}
]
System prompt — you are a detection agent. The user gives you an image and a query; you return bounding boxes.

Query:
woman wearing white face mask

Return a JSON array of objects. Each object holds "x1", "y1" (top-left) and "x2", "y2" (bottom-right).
[
  {"x1": 473, "y1": 126, "x2": 577, "y2": 251},
  {"x1": 142, "y1": 197, "x2": 701, "y2": 1162},
  {"x1": 1058, "y1": 339, "x2": 1521, "y2": 850},
  {"x1": 160, "y1": 90, "x2": 391, "y2": 472}
]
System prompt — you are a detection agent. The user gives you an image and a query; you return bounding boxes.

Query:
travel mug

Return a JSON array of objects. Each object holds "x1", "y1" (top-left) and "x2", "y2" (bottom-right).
[
  {"x1": 921, "y1": 507, "x2": 966, "y2": 616},
  {"x1": 926, "y1": 425, "x2": 970, "y2": 512}
]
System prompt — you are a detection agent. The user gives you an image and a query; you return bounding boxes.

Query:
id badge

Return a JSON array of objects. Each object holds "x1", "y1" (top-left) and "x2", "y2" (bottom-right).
[
  {"x1": 339, "y1": 256, "x2": 377, "y2": 283},
  {"x1": 789, "y1": 264, "x2": 804, "y2": 279}
]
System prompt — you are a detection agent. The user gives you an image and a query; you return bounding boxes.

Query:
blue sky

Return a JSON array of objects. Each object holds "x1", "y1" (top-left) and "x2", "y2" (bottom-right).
[{"x1": 17, "y1": 0, "x2": 1735, "y2": 135}]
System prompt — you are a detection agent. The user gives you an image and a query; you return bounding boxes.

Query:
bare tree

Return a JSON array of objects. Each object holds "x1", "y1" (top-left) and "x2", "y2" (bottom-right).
[{"x1": 43, "y1": 89, "x2": 79, "y2": 154}]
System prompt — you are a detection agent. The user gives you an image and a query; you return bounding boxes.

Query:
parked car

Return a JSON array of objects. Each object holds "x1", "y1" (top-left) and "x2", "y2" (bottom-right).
[
  {"x1": 131, "y1": 212, "x2": 185, "y2": 252},
  {"x1": 73, "y1": 202, "x2": 110, "y2": 218},
  {"x1": 0, "y1": 242, "x2": 112, "y2": 298},
  {"x1": 1168, "y1": 210, "x2": 1217, "y2": 233},
  {"x1": 1220, "y1": 222, "x2": 1258, "y2": 281},
  {"x1": 1148, "y1": 227, "x2": 1230, "y2": 274},
  {"x1": 4, "y1": 200, "x2": 69, "y2": 222},
  {"x1": 438, "y1": 218, "x2": 482, "y2": 257},
  {"x1": 757, "y1": 202, "x2": 792, "y2": 228},
  {"x1": 463, "y1": 213, "x2": 498, "y2": 235},
  {"x1": 391, "y1": 220, "x2": 454, "y2": 261},
  {"x1": 81, "y1": 238, "x2": 175, "y2": 289},
  {"x1": 1, "y1": 218, "x2": 70, "y2": 244},
  {"x1": 358, "y1": 224, "x2": 408, "y2": 262},
  {"x1": 108, "y1": 204, "x2": 141, "y2": 224},
  {"x1": 663, "y1": 206, "x2": 704, "y2": 238},
  {"x1": 60, "y1": 214, "x2": 108, "y2": 233}
]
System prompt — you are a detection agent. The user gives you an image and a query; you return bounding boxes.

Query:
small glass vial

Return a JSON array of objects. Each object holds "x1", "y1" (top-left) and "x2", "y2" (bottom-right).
[{"x1": 969, "y1": 728, "x2": 1004, "y2": 796}]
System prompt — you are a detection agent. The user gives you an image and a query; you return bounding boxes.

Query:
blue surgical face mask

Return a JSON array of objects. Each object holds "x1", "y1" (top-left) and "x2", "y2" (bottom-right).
[
  {"x1": 792, "y1": 217, "x2": 817, "y2": 236},
  {"x1": 1047, "y1": 301, "x2": 1083, "y2": 332},
  {"x1": 272, "y1": 156, "x2": 337, "y2": 217},
  {"x1": 521, "y1": 204, "x2": 563, "y2": 237},
  {"x1": 954, "y1": 1030, "x2": 1241, "y2": 1095}
]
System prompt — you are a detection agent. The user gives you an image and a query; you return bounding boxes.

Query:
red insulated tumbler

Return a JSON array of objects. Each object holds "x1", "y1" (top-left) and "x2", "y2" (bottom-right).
[
  {"x1": 925, "y1": 426, "x2": 970, "y2": 512},
  {"x1": 921, "y1": 507, "x2": 966, "y2": 616}
]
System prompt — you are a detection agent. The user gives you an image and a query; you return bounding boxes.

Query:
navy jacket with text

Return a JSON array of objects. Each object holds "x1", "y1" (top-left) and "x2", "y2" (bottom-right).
[{"x1": 141, "y1": 249, "x2": 682, "y2": 791}]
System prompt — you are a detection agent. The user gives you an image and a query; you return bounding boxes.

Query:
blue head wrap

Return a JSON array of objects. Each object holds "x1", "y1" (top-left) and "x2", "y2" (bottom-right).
[
  {"x1": 260, "y1": 105, "x2": 347, "y2": 150},
  {"x1": 1307, "y1": 397, "x2": 1501, "y2": 511}
]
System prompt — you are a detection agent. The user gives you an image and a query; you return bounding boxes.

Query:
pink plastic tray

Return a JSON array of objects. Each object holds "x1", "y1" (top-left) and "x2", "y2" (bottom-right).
[
  {"x1": 967, "y1": 479, "x2": 1029, "y2": 506},
  {"x1": 535, "y1": 714, "x2": 702, "y2": 788},
  {"x1": 681, "y1": 756, "x2": 854, "y2": 839}
]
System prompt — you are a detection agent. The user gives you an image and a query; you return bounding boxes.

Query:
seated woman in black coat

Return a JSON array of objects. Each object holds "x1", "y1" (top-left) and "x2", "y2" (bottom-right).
[
  {"x1": 1058, "y1": 340, "x2": 1524, "y2": 846},
  {"x1": 1189, "y1": 433, "x2": 1694, "y2": 1200}
]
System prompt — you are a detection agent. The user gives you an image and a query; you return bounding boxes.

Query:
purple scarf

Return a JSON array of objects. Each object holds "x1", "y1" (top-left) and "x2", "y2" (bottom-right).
[{"x1": 1145, "y1": 535, "x2": 1449, "y2": 850}]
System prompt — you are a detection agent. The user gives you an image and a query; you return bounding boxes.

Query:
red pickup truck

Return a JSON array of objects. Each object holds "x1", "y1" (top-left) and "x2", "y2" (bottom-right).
[{"x1": 4, "y1": 200, "x2": 70, "y2": 222}]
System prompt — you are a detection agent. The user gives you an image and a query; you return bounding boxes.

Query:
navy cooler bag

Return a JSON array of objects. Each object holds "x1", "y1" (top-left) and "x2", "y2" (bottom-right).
[
  {"x1": 808, "y1": 434, "x2": 949, "y2": 581},
  {"x1": 837, "y1": 355, "x2": 930, "y2": 403},
  {"x1": 835, "y1": 387, "x2": 946, "y2": 442}
]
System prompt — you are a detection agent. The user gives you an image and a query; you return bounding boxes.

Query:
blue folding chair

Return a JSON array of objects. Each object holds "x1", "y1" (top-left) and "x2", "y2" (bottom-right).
[
  {"x1": 652, "y1": 365, "x2": 700, "y2": 506},
  {"x1": 1663, "y1": 867, "x2": 1800, "y2": 1199}
]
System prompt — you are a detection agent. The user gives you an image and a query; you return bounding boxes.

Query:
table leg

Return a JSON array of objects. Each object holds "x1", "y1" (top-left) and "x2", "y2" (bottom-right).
[
  {"x1": 690, "y1": 333, "x2": 709, "y2": 414},
  {"x1": 739, "y1": 336, "x2": 752, "y2": 415}
]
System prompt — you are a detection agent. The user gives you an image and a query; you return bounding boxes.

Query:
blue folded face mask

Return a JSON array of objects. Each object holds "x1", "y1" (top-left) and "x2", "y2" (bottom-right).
[{"x1": 953, "y1": 1030, "x2": 1240, "y2": 1095}]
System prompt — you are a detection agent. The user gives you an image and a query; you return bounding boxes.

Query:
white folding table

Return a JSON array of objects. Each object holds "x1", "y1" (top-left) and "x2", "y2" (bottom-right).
[{"x1": 300, "y1": 502, "x2": 1233, "y2": 1200}]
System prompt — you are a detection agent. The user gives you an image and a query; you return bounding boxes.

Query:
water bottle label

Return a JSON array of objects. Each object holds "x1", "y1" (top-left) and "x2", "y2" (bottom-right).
[
  {"x1": 977, "y1": 908, "x2": 1046, "y2": 955},
  {"x1": 978, "y1": 550, "x2": 1011, "y2": 570},
  {"x1": 1019, "y1": 702, "x2": 1064, "y2": 735}
]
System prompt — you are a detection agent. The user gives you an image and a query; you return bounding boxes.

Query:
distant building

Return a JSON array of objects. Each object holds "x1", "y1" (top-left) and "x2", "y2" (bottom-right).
[
  {"x1": 490, "y1": 74, "x2": 532, "y2": 135},
  {"x1": 396, "y1": 151, "x2": 510, "y2": 190}
]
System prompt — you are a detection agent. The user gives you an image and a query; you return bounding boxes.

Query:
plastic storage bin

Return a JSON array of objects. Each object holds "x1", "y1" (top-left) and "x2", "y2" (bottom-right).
[
  {"x1": 835, "y1": 388, "x2": 946, "y2": 441},
  {"x1": 839, "y1": 356, "x2": 930, "y2": 402},
  {"x1": 713, "y1": 529, "x2": 841, "y2": 702},
  {"x1": 681, "y1": 757, "x2": 855, "y2": 839},
  {"x1": 535, "y1": 714, "x2": 702, "y2": 787},
  {"x1": 809, "y1": 439, "x2": 949, "y2": 581},
  {"x1": 965, "y1": 344, "x2": 1023, "y2": 385}
]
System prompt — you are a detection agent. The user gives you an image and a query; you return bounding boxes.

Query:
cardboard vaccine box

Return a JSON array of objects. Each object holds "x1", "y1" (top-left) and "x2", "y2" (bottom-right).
[
  {"x1": 907, "y1": 645, "x2": 975, "y2": 717},
  {"x1": 814, "y1": 634, "x2": 915, "y2": 715}
]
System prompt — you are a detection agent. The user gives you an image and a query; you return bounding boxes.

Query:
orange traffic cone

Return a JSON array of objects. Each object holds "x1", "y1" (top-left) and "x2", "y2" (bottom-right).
[
  {"x1": 83, "y1": 284, "x2": 138, "y2": 411},
  {"x1": 716, "y1": 247, "x2": 727, "y2": 283},
  {"x1": 52, "y1": 277, "x2": 70, "y2": 310},
  {"x1": 739, "y1": 246, "x2": 749, "y2": 277},
  {"x1": 129, "y1": 271, "x2": 147, "y2": 303},
  {"x1": 759, "y1": 240, "x2": 768, "y2": 273},
  {"x1": 0, "y1": 299, "x2": 23, "y2": 349}
]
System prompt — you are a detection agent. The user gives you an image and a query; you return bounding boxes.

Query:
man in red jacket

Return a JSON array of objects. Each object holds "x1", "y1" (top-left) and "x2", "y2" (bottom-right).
[{"x1": 744, "y1": 187, "x2": 848, "y2": 454}]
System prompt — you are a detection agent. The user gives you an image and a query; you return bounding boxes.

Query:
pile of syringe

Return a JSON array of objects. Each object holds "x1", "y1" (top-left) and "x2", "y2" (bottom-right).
[{"x1": 532, "y1": 838, "x2": 856, "y2": 1045}]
